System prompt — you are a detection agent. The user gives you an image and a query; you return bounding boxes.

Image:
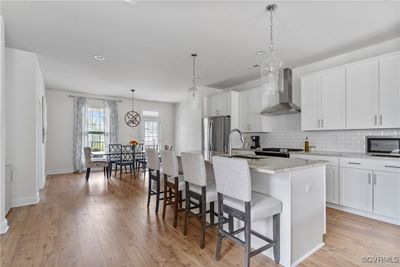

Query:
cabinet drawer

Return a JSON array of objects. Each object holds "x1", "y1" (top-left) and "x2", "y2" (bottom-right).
[
  {"x1": 291, "y1": 154, "x2": 339, "y2": 166},
  {"x1": 340, "y1": 157, "x2": 400, "y2": 172}
]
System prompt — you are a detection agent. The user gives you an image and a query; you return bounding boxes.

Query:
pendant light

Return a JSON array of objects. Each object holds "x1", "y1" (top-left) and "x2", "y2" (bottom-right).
[
  {"x1": 124, "y1": 89, "x2": 141, "y2": 127},
  {"x1": 260, "y1": 4, "x2": 283, "y2": 95},
  {"x1": 187, "y1": 53, "x2": 200, "y2": 110}
]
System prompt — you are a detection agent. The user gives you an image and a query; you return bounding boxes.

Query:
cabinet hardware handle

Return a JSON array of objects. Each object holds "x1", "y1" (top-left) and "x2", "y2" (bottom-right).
[
  {"x1": 384, "y1": 165, "x2": 400, "y2": 169},
  {"x1": 321, "y1": 119, "x2": 324, "y2": 128},
  {"x1": 379, "y1": 115, "x2": 382, "y2": 126},
  {"x1": 368, "y1": 173, "x2": 371, "y2": 184},
  {"x1": 317, "y1": 119, "x2": 320, "y2": 128},
  {"x1": 373, "y1": 173, "x2": 377, "y2": 185},
  {"x1": 374, "y1": 115, "x2": 377, "y2": 126},
  {"x1": 348, "y1": 162, "x2": 361, "y2": 165}
]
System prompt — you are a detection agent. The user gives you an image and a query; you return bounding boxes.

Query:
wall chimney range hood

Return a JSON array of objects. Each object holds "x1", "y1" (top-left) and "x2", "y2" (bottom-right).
[{"x1": 261, "y1": 68, "x2": 301, "y2": 116}]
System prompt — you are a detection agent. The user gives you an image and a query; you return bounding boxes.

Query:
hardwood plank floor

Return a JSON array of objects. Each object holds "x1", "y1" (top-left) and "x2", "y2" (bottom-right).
[{"x1": 1, "y1": 171, "x2": 399, "y2": 267}]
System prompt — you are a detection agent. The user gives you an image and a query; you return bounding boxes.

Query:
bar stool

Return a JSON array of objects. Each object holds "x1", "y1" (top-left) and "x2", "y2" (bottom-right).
[
  {"x1": 212, "y1": 156, "x2": 282, "y2": 267},
  {"x1": 181, "y1": 152, "x2": 217, "y2": 249},
  {"x1": 160, "y1": 150, "x2": 185, "y2": 228},
  {"x1": 145, "y1": 147, "x2": 164, "y2": 213}
]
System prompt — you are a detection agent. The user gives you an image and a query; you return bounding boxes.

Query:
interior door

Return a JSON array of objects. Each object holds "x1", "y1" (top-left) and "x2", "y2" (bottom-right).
[
  {"x1": 379, "y1": 53, "x2": 400, "y2": 128},
  {"x1": 373, "y1": 170, "x2": 400, "y2": 218},
  {"x1": 301, "y1": 74, "x2": 321, "y2": 130},
  {"x1": 321, "y1": 68, "x2": 346, "y2": 130},
  {"x1": 346, "y1": 59, "x2": 379, "y2": 129},
  {"x1": 340, "y1": 167, "x2": 373, "y2": 212}
]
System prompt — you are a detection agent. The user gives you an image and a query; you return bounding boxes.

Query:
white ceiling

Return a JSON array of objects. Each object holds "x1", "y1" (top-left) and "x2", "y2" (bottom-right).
[{"x1": 1, "y1": 1, "x2": 400, "y2": 102}]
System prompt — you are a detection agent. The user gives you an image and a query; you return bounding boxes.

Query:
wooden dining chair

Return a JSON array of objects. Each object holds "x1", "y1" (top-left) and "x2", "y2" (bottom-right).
[
  {"x1": 115, "y1": 145, "x2": 134, "y2": 179},
  {"x1": 108, "y1": 144, "x2": 121, "y2": 176}
]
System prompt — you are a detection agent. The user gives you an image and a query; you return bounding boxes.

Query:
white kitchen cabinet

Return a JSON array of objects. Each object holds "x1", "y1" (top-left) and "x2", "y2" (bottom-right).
[
  {"x1": 300, "y1": 67, "x2": 345, "y2": 130},
  {"x1": 300, "y1": 74, "x2": 320, "y2": 130},
  {"x1": 379, "y1": 53, "x2": 400, "y2": 128},
  {"x1": 373, "y1": 170, "x2": 400, "y2": 218},
  {"x1": 207, "y1": 91, "x2": 232, "y2": 116},
  {"x1": 346, "y1": 59, "x2": 379, "y2": 129},
  {"x1": 238, "y1": 87, "x2": 267, "y2": 132},
  {"x1": 340, "y1": 167, "x2": 373, "y2": 212}
]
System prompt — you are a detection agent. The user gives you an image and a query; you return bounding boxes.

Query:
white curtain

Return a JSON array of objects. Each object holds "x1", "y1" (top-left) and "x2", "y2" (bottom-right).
[
  {"x1": 104, "y1": 100, "x2": 119, "y2": 151},
  {"x1": 72, "y1": 96, "x2": 88, "y2": 172}
]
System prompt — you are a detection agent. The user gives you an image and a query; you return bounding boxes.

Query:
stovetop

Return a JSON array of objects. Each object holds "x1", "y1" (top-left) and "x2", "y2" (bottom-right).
[{"x1": 261, "y1": 147, "x2": 304, "y2": 153}]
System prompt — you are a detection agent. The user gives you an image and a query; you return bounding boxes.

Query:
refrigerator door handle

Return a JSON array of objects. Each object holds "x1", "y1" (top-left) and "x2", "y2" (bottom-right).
[{"x1": 209, "y1": 120, "x2": 213, "y2": 151}]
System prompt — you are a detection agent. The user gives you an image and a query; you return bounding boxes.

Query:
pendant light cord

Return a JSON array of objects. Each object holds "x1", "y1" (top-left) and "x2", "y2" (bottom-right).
[
  {"x1": 131, "y1": 89, "x2": 134, "y2": 111},
  {"x1": 269, "y1": 8, "x2": 274, "y2": 53},
  {"x1": 192, "y1": 54, "x2": 197, "y2": 88}
]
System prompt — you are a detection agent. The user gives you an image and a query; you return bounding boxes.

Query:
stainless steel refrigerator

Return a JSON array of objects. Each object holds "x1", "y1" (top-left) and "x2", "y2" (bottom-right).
[{"x1": 202, "y1": 116, "x2": 231, "y2": 154}]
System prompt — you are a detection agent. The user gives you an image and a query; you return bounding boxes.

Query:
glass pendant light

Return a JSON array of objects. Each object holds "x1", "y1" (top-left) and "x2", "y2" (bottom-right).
[
  {"x1": 261, "y1": 4, "x2": 283, "y2": 95},
  {"x1": 187, "y1": 53, "x2": 200, "y2": 110}
]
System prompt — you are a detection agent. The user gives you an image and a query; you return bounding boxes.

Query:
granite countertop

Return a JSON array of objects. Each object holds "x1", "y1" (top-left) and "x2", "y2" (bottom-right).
[
  {"x1": 291, "y1": 151, "x2": 400, "y2": 161},
  {"x1": 197, "y1": 151, "x2": 327, "y2": 174}
]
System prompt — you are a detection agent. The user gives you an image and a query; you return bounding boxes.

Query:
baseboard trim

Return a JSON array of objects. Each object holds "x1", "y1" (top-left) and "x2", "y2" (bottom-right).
[
  {"x1": 46, "y1": 168, "x2": 74, "y2": 175},
  {"x1": 11, "y1": 194, "x2": 40, "y2": 208},
  {"x1": 327, "y1": 203, "x2": 400, "y2": 226},
  {"x1": 291, "y1": 242, "x2": 325, "y2": 267},
  {"x1": 0, "y1": 219, "x2": 9, "y2": 234}
]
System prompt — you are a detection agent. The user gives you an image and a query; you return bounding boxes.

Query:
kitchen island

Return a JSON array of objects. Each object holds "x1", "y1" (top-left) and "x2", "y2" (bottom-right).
[{"x1": 200, "y1": 152, "x2": 327, "y2": 267}]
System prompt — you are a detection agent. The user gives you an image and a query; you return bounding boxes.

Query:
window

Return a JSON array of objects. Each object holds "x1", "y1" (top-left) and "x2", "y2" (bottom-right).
[
  {"x1": 141, "y1": 111, "x2": 160, "y2": 146},
  {"x1": 87, "y1": 107, "x2": 105, "y2": 152}
]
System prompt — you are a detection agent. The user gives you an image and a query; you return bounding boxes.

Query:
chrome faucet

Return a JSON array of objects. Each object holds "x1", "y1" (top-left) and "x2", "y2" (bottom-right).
[{"x1": 228, "y1": 128, "x2": 244, "y2": 158}]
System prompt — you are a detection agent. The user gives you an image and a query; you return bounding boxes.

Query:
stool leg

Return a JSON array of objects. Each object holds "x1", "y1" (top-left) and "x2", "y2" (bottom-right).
[
  {"x1": 183, "y1": 182, "x2": 189, "y2": 236},
  {"x1": 85, "y1": 168, "x2": 91, "y2": 181},
  {"x1": 215, "y1": 193, "x2": 223, "y2": 261},
  {"x1": 147, "y1": 172, "x2": 152, "y2": 208},
  {"x1": 200, "y1": 186, "x2": 207, "y2": 249},
  {"x1": 162, "y1": 175, "x2": 168, "y2": 220},
  {"x1": 155, "y1": 175, "x2": 160, "y2": 213},
  {"x1": 228, "y1": 215, "x2": 234, "y2": 233},
  {"x1": 210, "y1": 201, "x2": 215, "y2": 225},
  {"x1": 273, "y1": 214, "x2": 280, "y2": 264},
  {"x1": 244, "y1": 202, "x2": 251, "y2": 267}
]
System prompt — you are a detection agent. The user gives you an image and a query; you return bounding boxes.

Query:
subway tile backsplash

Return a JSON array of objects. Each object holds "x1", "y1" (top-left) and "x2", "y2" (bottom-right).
[{"x1": 252, "y1": 114, "x2": 400, "y2": 153}]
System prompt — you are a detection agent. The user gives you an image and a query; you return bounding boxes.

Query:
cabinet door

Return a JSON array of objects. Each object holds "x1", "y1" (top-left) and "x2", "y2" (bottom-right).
[
  {"x1": 321, "y1": 68, "x2": 346, "y2": 130},
  {"x1": 301, "y1": 75, "x2": 321, "y2": 130},
  {"x1": 239, "y1": 90, "x2": 251, "y2": 131},
  {"x1": 326, "y1": 165, "x2": 339, "y2": 204},
  {"x1": 373, "y1": 171, "x2": 400, "y2": 218},
  {"x1": 346, "y1": 59, "x2": 379, "y2": 129},
  {"x1": 340, "y1": 167, "x2": 373, "y2": 212},
  {"x1": 379, "y1": 54, "x2": 400, "y2": 128}
]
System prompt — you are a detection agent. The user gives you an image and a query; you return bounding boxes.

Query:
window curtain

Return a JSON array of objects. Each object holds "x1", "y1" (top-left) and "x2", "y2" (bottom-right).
[
  {"x1": 72, "y1": 96, "x2": 88, "y2": 172},
  {"x1": 104, "y1": 99, "x2": 119, "y2": 151}
]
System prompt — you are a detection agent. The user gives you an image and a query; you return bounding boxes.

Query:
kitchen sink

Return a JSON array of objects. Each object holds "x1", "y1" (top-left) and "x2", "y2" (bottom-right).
[{"x1": 231, "y1": 154, "x2": 265, "y2": 160}]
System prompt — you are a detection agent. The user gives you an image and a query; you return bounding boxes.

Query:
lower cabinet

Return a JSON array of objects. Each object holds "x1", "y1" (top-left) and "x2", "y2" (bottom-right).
[
  {"x1": 326, "y1": 165, "x2": 339, "y2": 204},
  {"x1": 373, "y1": 171, "x2": 400, "y2": 218},
  {"x1": 340, "y1": 167, "x2": 373, "y2": 212}
]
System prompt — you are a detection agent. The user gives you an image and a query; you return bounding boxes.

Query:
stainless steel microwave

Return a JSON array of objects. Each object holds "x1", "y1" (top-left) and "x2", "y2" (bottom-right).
[{"x1": 366, "y1": 136, "x2": 400, "y2": 157}]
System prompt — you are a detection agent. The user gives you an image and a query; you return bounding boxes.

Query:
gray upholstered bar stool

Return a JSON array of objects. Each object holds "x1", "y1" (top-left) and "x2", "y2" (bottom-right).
[
  {"x1": 145, "y1": 148, "x2": 164, "y2": 213},
  {"x1": 212, "y1": 156, "x2": 282, "y2": 267},
  {"x1": 160, "y1": 150, "x2": 185, "y2": 228},
  {"x1": 181, "y1": 152, "x2": 217, "y2": 249}
]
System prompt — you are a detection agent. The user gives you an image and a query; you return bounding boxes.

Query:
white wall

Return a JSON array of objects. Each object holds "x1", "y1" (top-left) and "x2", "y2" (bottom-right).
[
  {"x1": 45, "y1": 89, "x2": 175, "y2": 174},
  {"x1": 5, "y1": 48, "x2": 44, "y2": 208},
  {"x1": 0, "y1": 15, "x2": 9, "y2": 234},
  {"x1": 174, "y1": 86, "x2": 220, "y2": 154}
]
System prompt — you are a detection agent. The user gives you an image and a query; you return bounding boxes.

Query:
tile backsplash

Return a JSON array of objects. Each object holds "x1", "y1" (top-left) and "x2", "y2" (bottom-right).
[{"x1": 244, "y1": 114, "x2": 400, "y2": 153}]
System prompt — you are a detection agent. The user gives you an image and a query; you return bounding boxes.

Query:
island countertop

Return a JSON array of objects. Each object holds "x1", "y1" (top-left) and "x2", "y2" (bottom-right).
[{"x1": 187, "y1": 151, "x2": 327, "y2": 174}]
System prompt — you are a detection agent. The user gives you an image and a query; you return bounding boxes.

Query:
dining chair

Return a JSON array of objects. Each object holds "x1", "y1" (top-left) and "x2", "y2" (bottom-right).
[
  {"x1": 83, "y1": 147, "x2": 109, "y2": 181},
  {"x1": 160, "y1": 149, "x2": 185, "y2": 228},
  {"x1": 164, "y1": 144, "x2": 173, "y2": 151},
  {"x1": 108, "y1": 144, "x2": 121, "y2": 176},
  {"x1": 115, "y1": 145, "x2": 134, "y2": 179},
  {"x1": 145, "y1": 147, "x2": 163, "y2": 213},
  {"x1": 136, "y1": 145, "x2": 159, "y2": 175}
]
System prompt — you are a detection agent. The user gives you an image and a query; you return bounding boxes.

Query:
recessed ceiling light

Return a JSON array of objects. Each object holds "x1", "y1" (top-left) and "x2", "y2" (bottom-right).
[
  {"x1": 94, "y1": 55, "x2": 106, "y2": 61},
  {"x1": 256, "y1": 50, "x2": 266, "y2": 55}
]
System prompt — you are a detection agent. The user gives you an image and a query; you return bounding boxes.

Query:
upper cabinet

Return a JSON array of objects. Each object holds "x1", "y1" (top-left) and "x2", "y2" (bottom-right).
[
  {"x1": 379, "y1": 53, "x2": 400, "y2": 128},
  {"x1": 207, "y1": 91, "x2": 232, "y2": 116},
  {"x1": 301, "y1": 67, "x2": 346, "y2": 130},
  {"x1": 346, "y1": 59, "x2": 379, "y2": 129},
  {"x1": 300, "y1": 51, "x2": 400, "y2": 131},
  {"x1": 238, "y1": 87, "x2": 267, "y2": 132}
]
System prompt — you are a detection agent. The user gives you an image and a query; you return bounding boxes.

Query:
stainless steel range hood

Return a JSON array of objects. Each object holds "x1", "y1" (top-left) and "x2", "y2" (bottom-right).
[{"x1": 261, "y1": 68, "x2": 301, "y2": 116}]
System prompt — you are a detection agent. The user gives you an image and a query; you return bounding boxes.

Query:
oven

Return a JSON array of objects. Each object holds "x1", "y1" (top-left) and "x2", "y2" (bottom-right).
[{"x1": 366, "y1": 136, "x2": 400, "y2": 157}]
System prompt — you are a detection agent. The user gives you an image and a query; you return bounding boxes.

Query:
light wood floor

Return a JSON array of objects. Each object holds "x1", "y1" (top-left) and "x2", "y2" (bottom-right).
[{"x1": 1, "y1": 171, "x2": 400, "y2": 267}]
